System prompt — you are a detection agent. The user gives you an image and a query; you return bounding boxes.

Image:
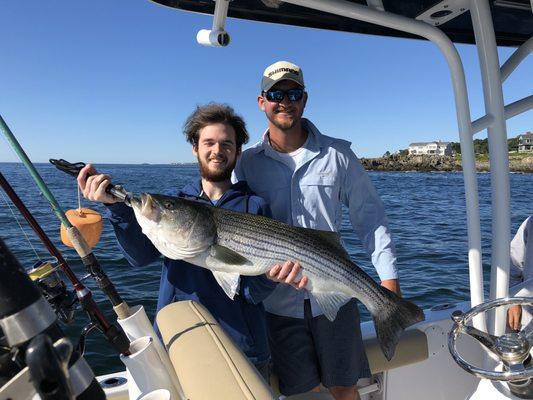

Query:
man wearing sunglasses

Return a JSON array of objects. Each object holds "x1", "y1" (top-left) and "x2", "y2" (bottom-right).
[{"x1": 234, "y1": 61, "x2": 401, "y2": 400}]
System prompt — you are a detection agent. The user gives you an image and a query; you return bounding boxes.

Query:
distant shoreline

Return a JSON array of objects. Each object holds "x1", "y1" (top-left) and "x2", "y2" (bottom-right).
[
  {"x1": 360, "y1": 154, "x2": 533, "y2": 173},
  {"x1": 2, "y1": 158, "x2": 532, "y2": 173},
  {"x1": 0, "y1": 162, "x2": 198, "y2": 166}
]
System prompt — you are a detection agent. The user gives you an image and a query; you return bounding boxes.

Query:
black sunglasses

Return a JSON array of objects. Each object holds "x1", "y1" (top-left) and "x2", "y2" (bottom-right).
[{"x1": 264, "y1": 88, "x2": 304, "y2": 103}]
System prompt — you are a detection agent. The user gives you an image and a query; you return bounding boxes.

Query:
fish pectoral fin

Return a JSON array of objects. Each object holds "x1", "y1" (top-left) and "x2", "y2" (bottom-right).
[
  {"x1": 312, "y1": 291, "x2": 352, "y2": 321},
  {"x1": 212, "y1": 271, "x2": 241, "y2": 299},
  {"x1": 210, "y1": 244, "x2": 249, "y2": 265}
]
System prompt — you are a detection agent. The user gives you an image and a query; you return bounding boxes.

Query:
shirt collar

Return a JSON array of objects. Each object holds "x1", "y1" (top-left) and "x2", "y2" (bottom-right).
[
  {"x1": 260, "y1": 118, "x2": 322, "y2": 160},
  {"x1": 180, "y1": 179, "x2": 251, "y2": 206}
]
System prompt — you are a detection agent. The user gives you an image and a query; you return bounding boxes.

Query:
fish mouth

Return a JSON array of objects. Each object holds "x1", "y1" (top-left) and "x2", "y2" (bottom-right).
[
  {"x1": 141, "y1": 193, "x2": 153, "y2": 214},
  {"x1": 137, "y1": 193, "x2": 160, "y2": 221}
]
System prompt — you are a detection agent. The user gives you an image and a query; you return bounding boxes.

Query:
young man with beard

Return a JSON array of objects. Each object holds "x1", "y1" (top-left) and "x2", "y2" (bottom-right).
[
  {"x1": 77, "y1": 103, "x2": 305, "y2": 380},
  {"x1": 234, "y1": 62, "x2": 401, "y2": 400}
]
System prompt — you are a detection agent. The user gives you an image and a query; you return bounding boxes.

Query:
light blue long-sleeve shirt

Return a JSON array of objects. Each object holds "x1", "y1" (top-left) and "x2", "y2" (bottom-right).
[
  {"x1": 233, "y1": 118, "x2": 398, "y2": 318},
  {"x1": 510, "y1": 216, "x2": 533, "y2": 287}
]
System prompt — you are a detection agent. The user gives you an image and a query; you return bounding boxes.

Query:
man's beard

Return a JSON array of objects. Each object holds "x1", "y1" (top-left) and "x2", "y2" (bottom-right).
[
  {"x1": 197, "y1": 156, "x2": 237, "y2": 182},
  {"x1": 267, "y1": 109, "x2": 302, "y2": 130}
]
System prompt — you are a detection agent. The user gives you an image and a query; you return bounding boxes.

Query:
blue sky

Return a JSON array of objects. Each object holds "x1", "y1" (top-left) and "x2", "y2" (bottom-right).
[{"x1": 0, "y1": 1, "x2": 531, "y2": 163}]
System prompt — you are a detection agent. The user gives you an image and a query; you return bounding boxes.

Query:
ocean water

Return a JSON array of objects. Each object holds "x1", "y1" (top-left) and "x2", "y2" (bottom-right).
[{"x1": 0, "y1": 162, "x2": 532, "y2": 375}]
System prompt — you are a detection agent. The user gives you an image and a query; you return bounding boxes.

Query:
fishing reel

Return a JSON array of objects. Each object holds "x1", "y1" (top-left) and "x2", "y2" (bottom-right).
[
  {"x1": 0, "y1": 238, "x2": 106, "y2": 399},
  {"x1": 28, "y1": 260, "x2": 78, "y2": 324},
  {"x1": 0, "y1": 330, "x2": 21, "y2": 387},
  {"x1": 449, "y1": 297, "x2": 533, "y2": 399}
]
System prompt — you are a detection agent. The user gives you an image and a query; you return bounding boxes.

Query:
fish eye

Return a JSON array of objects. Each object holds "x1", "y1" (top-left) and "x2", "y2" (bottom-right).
[{"x1": 164, "y1": 201, "x2": 173, "y2": 209}]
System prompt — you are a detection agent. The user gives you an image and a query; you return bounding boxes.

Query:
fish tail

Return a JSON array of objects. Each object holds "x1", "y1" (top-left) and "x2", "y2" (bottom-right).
[{"x1": 371, "y1": 289, "x2": 425, "y2": 361}]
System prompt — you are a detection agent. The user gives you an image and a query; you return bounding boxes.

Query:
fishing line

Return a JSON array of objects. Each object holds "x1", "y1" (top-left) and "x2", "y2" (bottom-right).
[
  {"x1": 0, "y1": 132, "x2": 45, "y2": 261},
  {"x1": 1, "y1": 117, "x2": 131, "y2": 319},
  {"x1": 0, "y1": 170, "x2": 131, "y2": 356},
  {"x1": 0, "y1": 189, "x2": 41, "y2": 260},
  {"x1": 77, "y1": 185, "x2": 82, "y2": 212}
]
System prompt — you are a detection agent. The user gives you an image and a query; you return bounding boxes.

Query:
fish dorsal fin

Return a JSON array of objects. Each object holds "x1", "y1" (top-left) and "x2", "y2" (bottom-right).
[
  {"x1": 312, "y1": 291, "x2": 352, "y2": 321},
  {"x1": 295, "y1": 227, "x2": 349, "y2": 257},
  {"x1": 211, "y1": 271, "x2": 240, "y2": 299},
  {"x1": 210, "y1": 244, "x2": 249, "y2": 265}
]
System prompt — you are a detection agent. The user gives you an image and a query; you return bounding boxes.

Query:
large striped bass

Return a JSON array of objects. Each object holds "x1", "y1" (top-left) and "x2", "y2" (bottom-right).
[{"x1": 131, "y1": 193, "x2": 425, "y2": 360}]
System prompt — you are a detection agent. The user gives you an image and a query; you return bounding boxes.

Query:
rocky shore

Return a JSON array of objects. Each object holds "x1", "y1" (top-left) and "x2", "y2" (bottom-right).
[{"x1": 359, "y1": 154, "x2": 533, "y2": 173}]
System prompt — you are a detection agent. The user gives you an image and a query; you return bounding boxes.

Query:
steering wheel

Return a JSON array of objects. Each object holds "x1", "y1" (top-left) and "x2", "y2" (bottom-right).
[{"x1": 448, "y1": 297, "x2": 533, "y2": 382}]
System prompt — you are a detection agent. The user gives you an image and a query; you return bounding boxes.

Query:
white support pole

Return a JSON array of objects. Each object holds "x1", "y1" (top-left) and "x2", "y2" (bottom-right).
[
  {"x1": 471, "y1": 114, "x2": 495, "y2": 135},
  {"x1": 500, "y1": 36, "x2": 533, "y2": 83},
  {"x1": 471, "y1": 95, "x2": 533, "y2": 135},
  {"x1": 283, "y1": 0, "x2": 486, "y2": 330},
  {"x1": 470, "y1": 0, "x2": 511, "y2": 337},
  {"x1": 212, "y1": 0, "x2": 231, "y2": 31}
]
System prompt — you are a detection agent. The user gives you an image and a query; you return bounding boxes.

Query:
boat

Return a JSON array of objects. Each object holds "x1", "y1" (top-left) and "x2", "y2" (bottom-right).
[{"x1": 1, "y1": 0, "x2": 532, "y2": 399}]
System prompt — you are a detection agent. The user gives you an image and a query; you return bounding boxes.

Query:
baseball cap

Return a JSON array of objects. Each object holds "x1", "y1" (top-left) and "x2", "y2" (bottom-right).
[{"x1": 261, "y1": 61, "x2": 304, "y2": 92}]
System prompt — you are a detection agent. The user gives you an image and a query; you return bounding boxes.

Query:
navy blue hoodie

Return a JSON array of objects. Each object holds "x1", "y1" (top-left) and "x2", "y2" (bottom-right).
[{"x1": 105, "y1": 180, "x2": 277, "y2": 364}]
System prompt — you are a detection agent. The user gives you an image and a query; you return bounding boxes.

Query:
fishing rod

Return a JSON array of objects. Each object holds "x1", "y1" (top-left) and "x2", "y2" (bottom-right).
[
  {"x1": 0, "y1": 171, "x2": 130, "y2": 356},
  {"x1": 25, "y1": 334, "x2": 74, "y2": 400},
  {"x1": 1, "y1": 115, "x2": 187, "y2": 398},
  {"x1": 47, "y1": 164, "x2": 188, "y2": 399},
  {"x1": 0, "y1": 237, "x2": 106, "y2": 400},
  {"x1": 0, "y1": 114, "x2": 131, "y2": 320}
]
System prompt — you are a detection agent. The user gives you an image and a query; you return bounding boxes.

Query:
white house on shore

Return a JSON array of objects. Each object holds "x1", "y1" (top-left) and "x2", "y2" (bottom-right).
[
  {"x1": 408, "y1": 141, "x2": 453, "y2": 156},
  {"x1": 518, "y1": 132, "x2": 533, "y2": 152}
]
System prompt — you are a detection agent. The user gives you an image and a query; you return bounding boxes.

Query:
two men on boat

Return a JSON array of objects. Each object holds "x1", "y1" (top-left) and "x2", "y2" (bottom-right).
[
  {"x1": 78, "y1": 60, "x2": 401, "y2": 400},
  {"x1": 233, "y1": 61, "x2": 401, "y2": 400},
  {"x1": 77, "y1": 104, "x2": 304, "y2": 380}
]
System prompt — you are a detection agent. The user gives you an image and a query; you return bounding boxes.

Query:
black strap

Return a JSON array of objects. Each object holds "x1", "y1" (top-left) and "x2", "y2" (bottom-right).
[{"x1": 49, "y1": 159, "x2": 86, "y2": 178}]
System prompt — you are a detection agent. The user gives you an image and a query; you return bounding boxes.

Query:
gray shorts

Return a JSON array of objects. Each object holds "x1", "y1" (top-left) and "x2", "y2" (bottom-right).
[{"x1": 266, "y1": 299, "x2": 371, "y2": 396}]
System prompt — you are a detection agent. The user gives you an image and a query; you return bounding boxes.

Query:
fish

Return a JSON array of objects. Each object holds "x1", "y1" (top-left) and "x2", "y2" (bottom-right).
[{"x1": 130, "y1": 192, "x2": 425, "y2": 361}]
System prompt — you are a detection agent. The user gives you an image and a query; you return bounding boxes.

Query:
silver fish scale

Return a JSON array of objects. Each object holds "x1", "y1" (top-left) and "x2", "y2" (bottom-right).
[{"x1": 211, "y1": 208, "x2": 383, "y2": 303}]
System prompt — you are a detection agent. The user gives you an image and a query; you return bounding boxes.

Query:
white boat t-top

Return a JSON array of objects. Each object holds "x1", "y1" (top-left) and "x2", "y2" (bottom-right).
[{"x1": 0, "y1": 1, "x2": 531, "y2": 399}]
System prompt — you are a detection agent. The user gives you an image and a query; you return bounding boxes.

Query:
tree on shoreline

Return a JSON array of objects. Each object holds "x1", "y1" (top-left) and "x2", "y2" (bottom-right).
[
  {"x1": 393, "y1": 136, "x2": 520, "y2": 158},
  {"x1": 449, "y1": 136, "x2": 519, "y2": 155}
]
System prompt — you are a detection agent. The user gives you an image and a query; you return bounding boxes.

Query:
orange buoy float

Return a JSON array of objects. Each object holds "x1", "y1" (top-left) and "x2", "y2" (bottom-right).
[{"x1": 60, "y1": 208, "x2": 103, "y2": 248}]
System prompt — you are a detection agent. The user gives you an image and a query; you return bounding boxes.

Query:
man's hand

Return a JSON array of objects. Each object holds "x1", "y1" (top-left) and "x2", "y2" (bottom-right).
[
  {"x1": 77, "y1": 164, "x2": 117, "y2": 204},
  {"x1": 381, "y1": 279, "x2": 401, "y2": 296},
  {"x1": 267, "y1": 260, "x2": 308, "y2": 290},
  {"x1": 507, "y1": 305, "x2": 522, "y2": 331}
]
